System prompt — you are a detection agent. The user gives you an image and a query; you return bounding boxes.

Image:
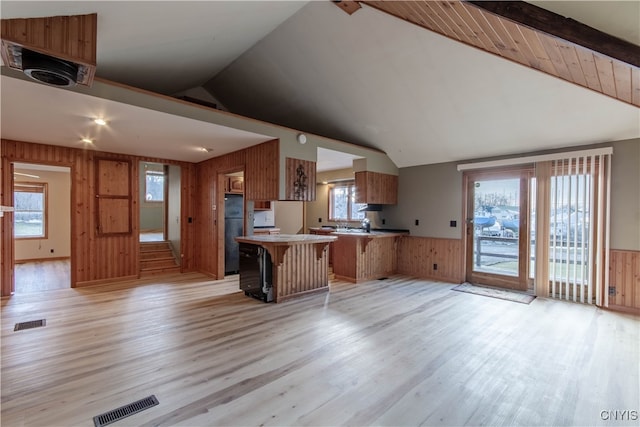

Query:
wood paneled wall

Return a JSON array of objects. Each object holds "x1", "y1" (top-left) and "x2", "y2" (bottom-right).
[
  {"x1": 285, "y1": 158, "x2": 316, "y2": 201},
  {"x1": 0, "y1": 139, "x2": 196, "y2": 295},
  {"x1": 609, "y1": 249, "x2": 640, "y2": 313},
  {"x1": 194, "y1": 149, "x2": 245, "y2": 278},
  {"x1": 195, "y1": 140, "x2": 280, "y2": 279},
  {"x1": 245, "y1": 140, "x2": 279, "y2": 201},
  {"x1": 397, "y1": 236, "x2": 464, "y2": 284}
]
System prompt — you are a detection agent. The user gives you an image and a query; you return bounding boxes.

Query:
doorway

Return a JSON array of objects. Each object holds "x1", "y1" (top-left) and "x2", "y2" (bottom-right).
[
  {"x1": 13, "y1": 163, "x2": 71, "y2": 293},
  {"x1": 140, "y1": 162, "x2": 167, "y2": 242},
  {"x1": 465, "y1": 168, "x2": 532, "y2": 291},
  {"x1": 222, "y1": 171, "x2": 244, "y2": 275}
]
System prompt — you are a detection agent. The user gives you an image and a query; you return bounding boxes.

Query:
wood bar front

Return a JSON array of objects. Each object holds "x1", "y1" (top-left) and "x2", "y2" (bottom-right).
[{"x1": 235, "y1": 234, "x2": 337, "y2": 302}]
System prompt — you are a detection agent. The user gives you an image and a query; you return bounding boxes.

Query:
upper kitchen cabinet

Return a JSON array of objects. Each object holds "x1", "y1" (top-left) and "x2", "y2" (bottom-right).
[
  {"x1": 225, "y1": 176, "x2": 244, "y2": 194},
  {"x1": 245, "y1": 140, "x2": 279, "y2": 202},
  {"x1": 355, "y1": 171, "x2": 398, "y2": 205}
]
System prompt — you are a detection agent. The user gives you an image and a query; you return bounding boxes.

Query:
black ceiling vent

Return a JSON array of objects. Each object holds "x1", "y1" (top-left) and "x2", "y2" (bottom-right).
[{"x1": 21, "y1": 48, "x2": 78, "y2": 87}]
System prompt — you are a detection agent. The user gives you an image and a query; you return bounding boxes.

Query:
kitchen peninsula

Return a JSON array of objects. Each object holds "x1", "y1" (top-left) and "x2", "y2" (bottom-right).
[
  {"x1": 331, "y1": 231, "x2": 407, "y2": 283},
  {"x1": 235, "y1": 234, "x2": 337, "y2": 303}
]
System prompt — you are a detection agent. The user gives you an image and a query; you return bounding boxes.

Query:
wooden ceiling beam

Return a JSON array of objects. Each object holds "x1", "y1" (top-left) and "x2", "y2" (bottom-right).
[
  {"x1": 466, "y1": 1, "x2": 639, "y2": 67},
  {"x1": 333, "y1": 1, "x2": 363, "y2": 16}
]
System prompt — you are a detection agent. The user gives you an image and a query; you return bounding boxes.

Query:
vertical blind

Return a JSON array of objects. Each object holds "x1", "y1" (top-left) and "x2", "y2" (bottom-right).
[{"x1": 542, "y1": 152, "x2": 611, "y2": 306}]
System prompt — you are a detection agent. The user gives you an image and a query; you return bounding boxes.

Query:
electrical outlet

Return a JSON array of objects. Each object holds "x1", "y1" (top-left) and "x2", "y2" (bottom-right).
[
  {"x1": 50, "y1": 249, "x2": 54, "y2": 253},
  {"x1": 318, "y1": 217, "x2": 322, "y2": 223},
  {"x1": 433, "y1": 263, "x2": 438, "y2": 271},
  {"x1": 415, "y1": 219, "x2": 419, "y2": 226},
  {"x1": 609, "y1": 286, "x2": 616, "y2": 296},
  {"x1": 382, "y1": 219, "x2": 386, "y2": 225},
  {"x1": 450, "y1": 220, "x2": 457, "y2": 227}
]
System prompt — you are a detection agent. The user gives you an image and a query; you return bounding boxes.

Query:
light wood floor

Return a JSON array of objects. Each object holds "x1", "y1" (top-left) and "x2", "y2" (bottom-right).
[
  {"x1": 14, "y1": 259, "x2": 70, "y2": 293},
  {"x1": 1, "y1": 274, "x2": 638, "y2": 426}
]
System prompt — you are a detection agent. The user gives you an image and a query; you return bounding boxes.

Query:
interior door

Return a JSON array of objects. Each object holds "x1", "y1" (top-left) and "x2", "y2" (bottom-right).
[{"x1": 465, "y1": 169, "x2": 531, "y2": 291}]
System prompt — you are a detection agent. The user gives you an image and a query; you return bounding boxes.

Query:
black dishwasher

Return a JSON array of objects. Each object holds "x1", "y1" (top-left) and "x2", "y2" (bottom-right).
[{"x1": 239, "y1": 243, "x2": 273, "y2": 302}]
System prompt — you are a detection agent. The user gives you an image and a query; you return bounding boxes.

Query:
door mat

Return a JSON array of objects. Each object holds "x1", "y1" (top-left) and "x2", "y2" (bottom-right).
[{"x1": 452, "y1": 283, "x2": 536, "y2": 304}]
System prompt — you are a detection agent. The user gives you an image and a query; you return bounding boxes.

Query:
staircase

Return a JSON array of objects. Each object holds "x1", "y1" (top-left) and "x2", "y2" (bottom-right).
[
  {"x1": 140, "y1": 241, "x2": 180, "y2": 277},
  {"x1": 328, "y1": 266, "x2": 335, "y2": 282}
]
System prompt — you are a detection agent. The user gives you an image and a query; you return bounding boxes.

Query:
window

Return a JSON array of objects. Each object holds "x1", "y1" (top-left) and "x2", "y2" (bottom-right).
[
  {"x1": 329, "y1": 183, "x2": 365, "y2": 221},
  {"x1": 14, "y1": 182, "x2": 47, "y2": 239},
  {"x1": 145, "y1": 170, "x2": 165, "y2": 202}
]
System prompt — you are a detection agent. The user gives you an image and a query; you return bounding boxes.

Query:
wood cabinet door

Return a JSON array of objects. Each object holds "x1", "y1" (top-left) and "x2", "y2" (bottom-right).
[
  {"x1": 355, "y1": 171, "x2": 398, "y2": 204},
  {"x1": 229, "y1": 176, "x2": 244, "y2": 193},
  {"x1": 95, "y1": 158, "x2": 132, "y2": 235}
]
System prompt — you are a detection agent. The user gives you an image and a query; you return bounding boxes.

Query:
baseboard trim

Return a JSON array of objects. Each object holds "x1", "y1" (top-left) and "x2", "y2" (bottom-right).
[
  {"x1": 15, "y1": 256, "x2": 70, "y2": 264},
  {"x1": 75, "y1": 275, "x2": 138, "y2": 288},
  {"x1": 607, "y1": 304, "x2": 640, "y2": 316}
]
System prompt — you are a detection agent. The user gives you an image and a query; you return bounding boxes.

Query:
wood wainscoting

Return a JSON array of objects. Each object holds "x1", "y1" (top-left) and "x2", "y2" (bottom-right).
[
  {"x1": 397, "y1": 236, "x2": 464, "y2": 284},
  {"x1": 609, "y1": 249, "x2": 640, "y2": 313}
]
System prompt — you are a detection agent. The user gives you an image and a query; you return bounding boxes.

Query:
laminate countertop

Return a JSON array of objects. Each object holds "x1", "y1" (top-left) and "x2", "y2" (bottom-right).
[
  {"x1": 330, "y1": 231, "x2": 408, "y2": 238},
  {"x1": 236, "y1": 234, "x2": 337, "y2": 245}
]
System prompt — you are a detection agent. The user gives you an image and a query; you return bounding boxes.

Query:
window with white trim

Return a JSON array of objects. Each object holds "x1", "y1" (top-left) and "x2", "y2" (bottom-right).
[{"x1": 14, "y1": 182, "x2": 47, "y2": 239}]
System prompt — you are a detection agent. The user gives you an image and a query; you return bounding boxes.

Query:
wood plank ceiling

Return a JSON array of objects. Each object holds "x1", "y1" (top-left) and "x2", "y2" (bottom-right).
[{"x1": 359, "y1": 1, "x2": 640, "y2": 107}]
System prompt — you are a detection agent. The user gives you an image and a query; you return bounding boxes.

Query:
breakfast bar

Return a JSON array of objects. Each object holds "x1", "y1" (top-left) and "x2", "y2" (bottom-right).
[{"x1": 235, "y1": 234, "x2": 337, "y2": 303}]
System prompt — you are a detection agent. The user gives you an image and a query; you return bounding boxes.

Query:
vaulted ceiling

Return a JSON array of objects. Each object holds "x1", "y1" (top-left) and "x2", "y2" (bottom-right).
[{"x1": 1, "y1": 1, "x2": 638, "y2": 169}]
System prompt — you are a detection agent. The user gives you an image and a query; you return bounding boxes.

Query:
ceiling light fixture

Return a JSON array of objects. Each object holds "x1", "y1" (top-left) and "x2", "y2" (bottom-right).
[
  {"x1": 93, "y1": 118, "x2": 107, "y2": 126},
  {"x1": 201, "y1": 147, "x2": 214, "y2": 153},
  {"x1": 81, "y1": 138, "x2": 94, "y2": 144}
]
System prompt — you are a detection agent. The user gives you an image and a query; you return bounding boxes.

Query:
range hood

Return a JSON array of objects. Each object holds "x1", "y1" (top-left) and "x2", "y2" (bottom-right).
[{"x1": 358, "y1": 204, "x2": 383, "y2": 212}]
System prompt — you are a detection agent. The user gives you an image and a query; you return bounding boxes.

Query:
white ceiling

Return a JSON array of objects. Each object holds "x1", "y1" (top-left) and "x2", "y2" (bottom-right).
[
  {"x1": 0, "y1": 0, "x2": 309, "y2": 94},
  {"x1": 1, "y1": 74, "x2": 273, "y2": 162},
  {"x1": 1, "y1": 1, "x2": 638, "y2": 170}
]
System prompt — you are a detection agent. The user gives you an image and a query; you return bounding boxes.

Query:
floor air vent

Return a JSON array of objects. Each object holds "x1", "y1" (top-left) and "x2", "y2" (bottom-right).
[
  {"x1": 14, "y1": 319, "x2": 46, "y2": 331},
  {"x1": 93, "y1": 395, "x2": 159, "y2": 427}
]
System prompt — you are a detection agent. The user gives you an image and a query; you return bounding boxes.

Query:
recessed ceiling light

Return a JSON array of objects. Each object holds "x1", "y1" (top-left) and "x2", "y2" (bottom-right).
[
  {"x1": 201, "y1": 147, "x2": 213, "y2": 153},
  {"x1": 93, "y1": 118, "x2": 107, "y2": 126},
  {"x1": 82, "y1": 138, "x2": 94, "y2": 144}
]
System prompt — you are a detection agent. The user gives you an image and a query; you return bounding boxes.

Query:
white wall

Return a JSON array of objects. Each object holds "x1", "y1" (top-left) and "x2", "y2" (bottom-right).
[
  {"x1": 14, "y1": 168, "x2": 71, "y2": 260},
  {"x1": 274, "y1": 201, "x2": 304, "y2": 234}
]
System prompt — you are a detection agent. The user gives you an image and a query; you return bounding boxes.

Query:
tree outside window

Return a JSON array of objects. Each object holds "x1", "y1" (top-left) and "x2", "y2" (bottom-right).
[
  {"x1": 145, "y1": 170, "x2": 165, "y2": 202},
  {"x1": 329, "y1": 183, "x2": 365, "y2": 221},
  {"x1": 14, "y1": 182, "x2": 47, "y2": 239}
]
